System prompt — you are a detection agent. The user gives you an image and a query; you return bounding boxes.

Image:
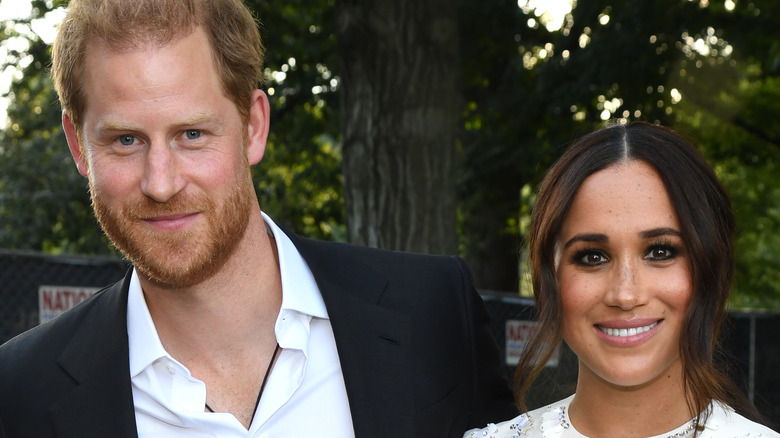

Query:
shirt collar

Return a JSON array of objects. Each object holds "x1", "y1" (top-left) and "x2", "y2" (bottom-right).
[
  {"x1": 262, "y1": 211, "x2": 328, "y2": 320},
  {"x1": 127, "y1": 270, "x2": 169, "y2": 377}
]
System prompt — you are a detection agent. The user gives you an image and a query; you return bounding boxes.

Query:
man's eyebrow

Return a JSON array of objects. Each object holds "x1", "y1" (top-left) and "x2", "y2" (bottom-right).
[
  {"x1": 562, "y1": 233, "x2": 607, "y2": 250},
  {"x1": 95, "y1": 119, "x2": 138, "y2": 132},
  {"x1": 94, "y1": 114, "x2": 222, "y2": 132},
  {"x1": 177, "y1": 113, "x2": 223, "y2": 126}
]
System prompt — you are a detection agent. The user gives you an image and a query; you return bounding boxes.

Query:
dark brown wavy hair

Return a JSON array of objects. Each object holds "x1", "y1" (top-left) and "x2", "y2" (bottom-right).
[{"x1": 515, "y1": 121, "x2": 763, "y2": 430}]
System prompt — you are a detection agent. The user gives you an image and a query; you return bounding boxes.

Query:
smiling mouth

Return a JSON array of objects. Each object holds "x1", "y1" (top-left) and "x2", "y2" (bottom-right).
[
  {"x1": 598, "y1": 321, "x2": 659, "y2": 337},
  {"x1": 145, "y1": 213, "x2": 195, "y2": 221}
]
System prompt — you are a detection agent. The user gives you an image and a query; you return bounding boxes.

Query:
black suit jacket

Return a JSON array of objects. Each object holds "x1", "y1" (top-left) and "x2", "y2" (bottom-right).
[{"x1": 0, "y1": 231, "x2": 517, "y2": 437}]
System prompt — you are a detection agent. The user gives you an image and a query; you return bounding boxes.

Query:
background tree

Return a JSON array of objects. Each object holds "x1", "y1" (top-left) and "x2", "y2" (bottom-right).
[
  {"x1": 248, "y1": 0, "x2": 345, "y2": 241},
  {"x1": 1, "y1": 0, "x2": 778, "y2": 308},
  {"x1": 457, "y1": 0, "x2": 779, "y2": 307},
  {"x1": 0, "y1": 1, "x2": 106, "y2": 253},
  {"x1": 0, "y1": 0, "x2": 345, "y2": 251},
  {"x1": 335, "y1": 0, "x2": 460, "y2": 254}
]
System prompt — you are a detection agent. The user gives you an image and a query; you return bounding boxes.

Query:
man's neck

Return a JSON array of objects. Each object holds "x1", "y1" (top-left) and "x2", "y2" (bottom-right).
[{"x1": 140, "y1": 208, "x2": 283, "y2": 364}]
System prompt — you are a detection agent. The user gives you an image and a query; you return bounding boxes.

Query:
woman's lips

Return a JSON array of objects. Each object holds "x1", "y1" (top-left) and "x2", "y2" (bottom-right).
[
  {"x1": 598, "y1": 321, "x2": 658, "y2": 337},
  {"x1": 595, "y1": 319, "x2": 662, "y2": 346}
]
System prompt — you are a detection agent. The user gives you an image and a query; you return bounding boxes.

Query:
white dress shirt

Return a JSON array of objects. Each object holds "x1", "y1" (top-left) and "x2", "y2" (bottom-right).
[{"x1": 128, "y1": 212, "x2": 355, "y2": 437}]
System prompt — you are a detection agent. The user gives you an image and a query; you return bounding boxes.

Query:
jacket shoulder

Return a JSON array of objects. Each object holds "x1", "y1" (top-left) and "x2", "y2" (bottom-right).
[
  {"x1": 0, "y1": 273, "x2": 134, "y2": 438},
  {"x1": 0, "y1": 278, "x2": 126, "y2": 379},
  {"x1": 285, "y1": 231, "x2": 469, "y2": 282}
]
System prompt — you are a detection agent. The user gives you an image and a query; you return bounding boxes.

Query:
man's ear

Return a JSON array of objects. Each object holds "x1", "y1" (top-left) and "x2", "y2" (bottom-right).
[
  {"x1": 246, "y1": 89, "x2": 270, "y2": 166},
  {"x1": 62, "y1": 111, "x2": 89, "y2": 177}
]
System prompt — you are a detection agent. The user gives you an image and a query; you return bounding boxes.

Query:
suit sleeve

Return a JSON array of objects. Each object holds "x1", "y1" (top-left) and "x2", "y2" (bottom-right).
[{"x1": 452, "y1": 256, "x2": 519, "y2": 429}]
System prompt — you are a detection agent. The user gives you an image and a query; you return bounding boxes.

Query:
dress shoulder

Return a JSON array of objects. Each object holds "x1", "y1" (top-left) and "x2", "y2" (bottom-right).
[
  {"x1": 463, "y1": 396, "x2": 780, "y2": 438},
  {"x1": 698, "y1": 402, "x2": 780, "y2": 437},
  {"x1": 463, "y1": 395, "x2": 574, "y2": 438}
]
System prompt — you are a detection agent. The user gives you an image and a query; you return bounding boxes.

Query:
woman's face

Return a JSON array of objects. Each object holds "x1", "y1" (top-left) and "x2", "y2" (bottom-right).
[{"x1": 556, "y1": 160, "x2": 692, "y2": 389}]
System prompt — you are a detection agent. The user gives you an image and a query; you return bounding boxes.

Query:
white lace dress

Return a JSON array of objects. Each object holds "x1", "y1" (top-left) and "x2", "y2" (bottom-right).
[{"x1": 464, "y1": 395, "x2": 779, "y2": 438}]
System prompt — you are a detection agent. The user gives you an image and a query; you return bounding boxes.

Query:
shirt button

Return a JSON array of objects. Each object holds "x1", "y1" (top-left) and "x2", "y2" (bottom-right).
[{"x1": 165, "y1": 362, "x2": 176, "y2": 374}]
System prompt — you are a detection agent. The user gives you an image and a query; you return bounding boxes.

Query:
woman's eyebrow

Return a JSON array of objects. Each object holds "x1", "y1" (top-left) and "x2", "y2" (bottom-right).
[
  {"x1": 639, "y1": 227, "x2": 682, "y2": 239},
  {"x1": 563, "y1": 233, "x2": 607, "y2": 250},
  {"x1": 562, "y1": 228, "x2": 681, "y2": 250}
]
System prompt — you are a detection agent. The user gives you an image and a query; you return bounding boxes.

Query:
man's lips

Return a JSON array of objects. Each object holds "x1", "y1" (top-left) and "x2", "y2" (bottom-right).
[{"x1": 140, "y1": 212, "x2": 199, "y2": 230}]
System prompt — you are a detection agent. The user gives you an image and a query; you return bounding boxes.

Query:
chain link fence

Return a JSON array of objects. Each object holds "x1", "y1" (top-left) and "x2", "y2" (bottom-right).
[
  {"x1": 0, "y1": 250, "x2": 129, "y2": 343},
  {"x1": 1, "y1": 250, "x2": 777, "y2": 424}
]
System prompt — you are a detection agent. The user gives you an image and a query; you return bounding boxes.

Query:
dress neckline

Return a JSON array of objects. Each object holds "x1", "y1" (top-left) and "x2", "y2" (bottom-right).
[{"x1": 517, "y1": 395, "x2": 698, "y2": 438}]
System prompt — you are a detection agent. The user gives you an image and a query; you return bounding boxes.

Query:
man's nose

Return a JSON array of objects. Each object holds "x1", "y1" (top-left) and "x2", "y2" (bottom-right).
[{"x1": 140, "y1": 143, "x2": 184, "y2": 203}]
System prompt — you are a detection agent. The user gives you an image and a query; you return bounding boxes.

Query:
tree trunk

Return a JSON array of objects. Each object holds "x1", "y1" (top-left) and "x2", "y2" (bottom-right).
[{"x1": 335, "y1": 0, "x2": 459, "y2": 255}]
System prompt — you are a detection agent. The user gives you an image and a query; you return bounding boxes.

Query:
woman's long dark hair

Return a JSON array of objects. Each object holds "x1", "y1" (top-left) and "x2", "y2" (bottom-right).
[{"x1": 515, "y1": 122, "x2": 763, "y2": 429}]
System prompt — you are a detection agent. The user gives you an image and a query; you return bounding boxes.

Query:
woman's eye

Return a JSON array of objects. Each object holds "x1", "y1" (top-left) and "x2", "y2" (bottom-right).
[
  {"x1": 646, "y1": 246, "x2": 677, "y2": 261},
  {"x1": 185, "y1": 130, "x2": 201, "y2": 140},
  {"x1": 574, "y1": 251, "x2": 608, "y2": 266},
  {"x1": 118, "y1": 135, "x2": 135, "y2": 146}
]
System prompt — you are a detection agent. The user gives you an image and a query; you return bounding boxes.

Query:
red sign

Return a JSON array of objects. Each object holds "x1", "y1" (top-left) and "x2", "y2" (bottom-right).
[
  {"x1": 505, "y1": 319, "x2": 559, "y2": 367},
  {"x1": 38, "y1": 285, "x2": 101, "y2": 324}
]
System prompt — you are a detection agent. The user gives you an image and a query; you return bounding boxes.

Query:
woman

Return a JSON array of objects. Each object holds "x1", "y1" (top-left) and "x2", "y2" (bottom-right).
[{"x1": 466, "y1": 122, "x2": 778, "y2": 437}]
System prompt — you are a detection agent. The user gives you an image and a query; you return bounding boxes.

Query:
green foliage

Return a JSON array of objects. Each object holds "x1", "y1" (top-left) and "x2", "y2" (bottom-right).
[
  {"x1": 0, "y1": 5, "x2": 113, "y2": 255},
  {"x1": 0, "y1": 0, "x2": 345, "y2": 255},
  {"x1": 457, "y1": 0, "x2": 779, "y2": 307},
  {"x1": 1, "y1": 0, "x2": 778, "y2": 307},
  {"x1": 674, "y1": 74, "x2": 780, "y2": 308},
  {"x1": 244, "y1": 0, "x2": 345, "y2": 240}
]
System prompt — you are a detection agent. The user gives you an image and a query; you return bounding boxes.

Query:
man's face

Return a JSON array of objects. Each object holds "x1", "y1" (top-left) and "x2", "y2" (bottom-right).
[{"x1": 71, "y1": 28, "x2": 260, "y2": 288}]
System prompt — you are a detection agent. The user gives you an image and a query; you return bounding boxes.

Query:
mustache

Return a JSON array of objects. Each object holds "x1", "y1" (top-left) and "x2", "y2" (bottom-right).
[{"x1": 124, "y1": 193, "x2": 213, "y2": 219}]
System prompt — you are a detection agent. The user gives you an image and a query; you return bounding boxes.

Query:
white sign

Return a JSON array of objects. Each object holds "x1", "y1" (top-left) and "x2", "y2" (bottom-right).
[
  {"x1": 38, "y1": 285, "x2": 101, "y2": 324},
  {"x1": 505, "y1": 319, "x2": 559, "y2": 367}
]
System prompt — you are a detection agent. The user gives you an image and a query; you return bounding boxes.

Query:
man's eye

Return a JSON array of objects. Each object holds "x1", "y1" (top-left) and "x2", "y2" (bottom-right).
[
  {"x1": 185, "y1": 130, "x2": 201, "y2": 140},
  {"x1": 119, "y1": 135, "x2": 135, "y2": 146}
]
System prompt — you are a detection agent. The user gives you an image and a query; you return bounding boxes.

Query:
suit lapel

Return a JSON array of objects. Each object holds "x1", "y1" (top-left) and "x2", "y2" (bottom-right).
[
  {"x1": 284, "y1": 231, "x2": 415, "y2": 437},
  {"x1": 50, "y1": 274, "x2": 138, "y2": 438}
]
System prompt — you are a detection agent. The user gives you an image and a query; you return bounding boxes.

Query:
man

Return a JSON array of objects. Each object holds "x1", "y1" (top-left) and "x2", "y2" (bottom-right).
[{"x1": 0, "y1": 0, "x2": 516, "y2": 436}]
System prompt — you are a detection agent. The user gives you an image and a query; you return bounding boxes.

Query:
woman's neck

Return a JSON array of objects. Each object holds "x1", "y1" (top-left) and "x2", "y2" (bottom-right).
[{"x1": 568, "y1": 359, "x2": 696, "y2": 438}]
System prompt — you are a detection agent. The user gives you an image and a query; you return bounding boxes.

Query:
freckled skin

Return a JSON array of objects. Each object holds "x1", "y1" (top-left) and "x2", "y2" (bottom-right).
[
  {"x1": 557, "y1": 160, "x2": 692, "y2": 389},
  {"x1": 555, "y1": 160, "x2": 697, "y2": 436}
]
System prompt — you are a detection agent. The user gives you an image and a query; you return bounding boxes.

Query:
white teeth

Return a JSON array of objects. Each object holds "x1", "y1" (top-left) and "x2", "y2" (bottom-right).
[{"x1": 599, "y1": 321, "x2": 658, "y2": 337}]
